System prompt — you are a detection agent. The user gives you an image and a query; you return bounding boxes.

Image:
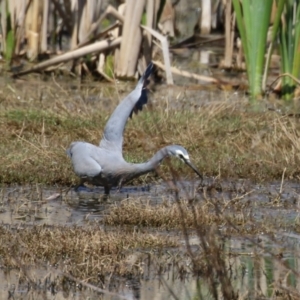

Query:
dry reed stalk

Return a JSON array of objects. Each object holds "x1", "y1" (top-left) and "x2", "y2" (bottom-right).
[
  {"x1": 82, "y1": 4, "x2": 124, "y2": 45},
  {"x1": 2, "y1": 0, "x2": 26, "y2": 59},
  {"x1": 71, "y1": 0, "x2": 79, "y2": 49},
  {"x1": 13, "y1": 36, "x2": 122, "y2": 77},
  {"x1": 0, "y1": 0, "x2": 7, "y2": 52},
  {"x1": 116, "y1": 0, "x2": 146, "y2": 78},
  {"x1": 141, "y1": 25, "x2": 173, "y2": 84},
  {"x1": 78, "y1": 0, "x2": 88, "y2": 43},
  {"x1": 14, "y1": 1, "x2": 27, "y2": 55},
  {"x1": 158, "y1": 0, "x2": 175, "y2": 37},
  {"x1": 41, "y1": 0, "x2": 49, "y2": 53},
  {"x1": 143, "y1": 0, "x2": 159, "y2": 66},
  {"x1": 27, "y1": 0, "x2": 40, "y2": 60},
  {"x1": 222, "y1": 0, "x2": 234, "y2": 68},
  {"x1": 75, "y1": 4, "x2": 122, "y2": 52},
  {"x1": 153, "y1": 60, "x2": 219, "y2": 84},
  {"x1": 77, "y1": 0, "x2": 103, "y2": 44},
  {"x1": 97, "y1": 53, "x2": 114, "y2": 82},
  {"x1": 93, "y1": 0, "x2": 103, "y2": 27},
  {"x1": 200, "y1": 0, "x2": 212, "y2": 34},
  {"x1": 77, "y1": 22, "x2": 120, "y2": 49},
  {"x1": 112, "y1": 3, "x2": 126, "y2": 75}
]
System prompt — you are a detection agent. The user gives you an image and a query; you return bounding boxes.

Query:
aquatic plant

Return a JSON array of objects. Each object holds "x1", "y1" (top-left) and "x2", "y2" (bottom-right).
[
  {"x1": 2, "y1": 0, "x2": 15, "y2": 66},
  {"x1": 233, "y1": 0, "x2": 300, "y2": 100},
  {"x1": 232, "y1": 0, "x2": 273, "y2": 100},
  {"x1": 278, "y1": 0, "x2": 300, "y2": 100}
]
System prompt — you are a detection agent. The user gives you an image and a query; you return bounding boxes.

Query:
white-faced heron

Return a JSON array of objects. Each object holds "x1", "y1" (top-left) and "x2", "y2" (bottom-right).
[{"x1": 67, "y1": 62, "x2": 202, "y2": 195}]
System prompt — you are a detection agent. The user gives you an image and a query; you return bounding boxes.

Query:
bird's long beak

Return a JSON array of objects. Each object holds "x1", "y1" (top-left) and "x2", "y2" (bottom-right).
[{"x1": 185, "y1": 159, "x2": 203, "y2": 180}]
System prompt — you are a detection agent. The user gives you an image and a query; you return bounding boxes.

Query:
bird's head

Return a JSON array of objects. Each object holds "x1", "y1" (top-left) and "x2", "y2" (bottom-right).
[
  {"x1": 173, "y1": 148, "x2": 190, "y2": 163},
  {"x1": 167, "y1": 145, "x2": 202, "y2": 180}
]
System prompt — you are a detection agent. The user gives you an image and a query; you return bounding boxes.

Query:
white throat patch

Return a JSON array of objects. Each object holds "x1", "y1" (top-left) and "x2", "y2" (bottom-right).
[{"x1": 175, "y1": 150, "x2": 189, "y2": 160}]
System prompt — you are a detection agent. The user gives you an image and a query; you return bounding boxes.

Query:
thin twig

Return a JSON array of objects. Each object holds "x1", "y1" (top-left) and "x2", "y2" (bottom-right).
[
  {"x1": 153, "y1": 60, "x2": 219, "y2": 84},
  {"x1": 268, "y1": 72, "x2": 300, "y2": 92},
  {"x1": 279, "y1": 167, "x2": 286, "y2": 195}
]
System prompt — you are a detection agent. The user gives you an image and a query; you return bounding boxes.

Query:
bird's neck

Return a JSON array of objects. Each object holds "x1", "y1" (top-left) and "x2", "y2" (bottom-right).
[
  {"x1": 125, "y1": 147, "x2": 169, "y2": 180},
  {"x1": 145, "y1": 146, "x2": 169, "y2": 170}
]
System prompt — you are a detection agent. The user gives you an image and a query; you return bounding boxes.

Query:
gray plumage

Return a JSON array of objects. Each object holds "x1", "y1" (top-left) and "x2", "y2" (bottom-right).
[{"x1": 67, "y1": 62, "x2": 202, "y2": 195}]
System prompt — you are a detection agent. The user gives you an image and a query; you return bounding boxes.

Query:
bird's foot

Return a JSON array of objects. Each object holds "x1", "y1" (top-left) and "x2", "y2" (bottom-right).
[{"x1": 99, "y1": 193, "x2": 110, "y2": 202}]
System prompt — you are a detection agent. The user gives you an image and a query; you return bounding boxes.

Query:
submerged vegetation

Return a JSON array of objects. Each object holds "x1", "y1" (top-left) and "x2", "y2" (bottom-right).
[
  {"x1": 0, "y1": 224, "x2": 178, "y2": 280},
  {"x1": 1, "y1": 182, "x2": 300, "y2": 298}
]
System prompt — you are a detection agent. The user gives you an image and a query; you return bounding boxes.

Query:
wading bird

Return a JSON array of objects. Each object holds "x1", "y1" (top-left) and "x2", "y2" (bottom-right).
[{"x1": 67, "y1": 62, "x2": 202, "y2": 195}]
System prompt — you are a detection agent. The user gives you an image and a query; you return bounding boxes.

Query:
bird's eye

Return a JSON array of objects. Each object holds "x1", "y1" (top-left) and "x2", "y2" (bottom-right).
[{"x1": 178, "y1": 154, "x2": 184, "y2": 160}]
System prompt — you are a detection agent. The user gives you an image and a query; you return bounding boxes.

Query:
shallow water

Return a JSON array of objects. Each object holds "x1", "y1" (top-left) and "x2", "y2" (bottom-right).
[
  {"x1": 1, "y1": 180, "x2": 300, "y2": 298},
  {"x1": 1, "y1": 179, "x2": 300, "y2": 227},
  {"x1": 0, "y1": 180, "x2": 202, "y2": 226},
  {"x1": 1, "y1": 233, "x2": 300, "y2": 299}
]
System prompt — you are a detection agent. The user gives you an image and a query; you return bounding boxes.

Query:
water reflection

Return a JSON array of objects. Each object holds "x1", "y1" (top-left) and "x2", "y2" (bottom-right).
[
  {"x1": 1, "y1": 181, "x2": 300, "y2": 298},
  {"x1": 1, "y1": 236, "x2": 300, "y2": 299},
  {"x1": 0, "y1": 181, "x2": 201, "y2": 226},
  {"x1": 0, "y1": 180, "x2": 300, "y2": 227}
]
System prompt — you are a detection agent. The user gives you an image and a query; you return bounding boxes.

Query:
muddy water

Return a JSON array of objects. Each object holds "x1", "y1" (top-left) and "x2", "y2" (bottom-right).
[
  {"x1": 1, "y1": 179, "x2": 300, "y2": 227},
  {"x1": 0, "y1": 182, "x2": 193, "y2": 226},
  {"x1": 1, "y1": 180, "x2": 300, "y2": 298}
]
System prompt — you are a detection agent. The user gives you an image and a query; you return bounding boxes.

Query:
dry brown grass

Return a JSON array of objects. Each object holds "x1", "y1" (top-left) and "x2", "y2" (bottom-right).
[
  {"x1": 103, "y1": 198, "x2": 235, "y2": 229},
  {"x1": 1, "y1": 79, "x2": 300, "y2": 186},
  {"x1": 2, "y1": 79, "x2": 300, "y2": 298},
  {"x1": 0, "y1": 224, "x2": 178, "y2": 282},
  {"x1": 102, "y1": 194, "x2": 294, "y2": 236}
]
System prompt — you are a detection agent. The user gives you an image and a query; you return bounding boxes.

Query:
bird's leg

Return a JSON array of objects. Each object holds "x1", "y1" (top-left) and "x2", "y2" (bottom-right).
[
  {"x1": 117, "y1": 179, "x2": 124, "y2": 194},
  {"x1": 101, "y1": 186, "x2": 110, "y2": 201},
  {"x1": 104, "y1": 186, "x2": 110, "y2": 195}
]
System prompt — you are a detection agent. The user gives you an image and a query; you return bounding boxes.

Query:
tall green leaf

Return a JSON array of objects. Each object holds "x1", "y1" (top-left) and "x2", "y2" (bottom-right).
[
  {"x1": 233, "y1": 0, "x2": 273, "y2": 100},
  {"x1": 5, "y1": 30, "x2": 15, "y2": 64},
  {"x1": 4, "y1": 0, "x2": 15, "y2": 65},
  {"x1": 279, "y1": 0, "x2": 300, "y2": 100}
]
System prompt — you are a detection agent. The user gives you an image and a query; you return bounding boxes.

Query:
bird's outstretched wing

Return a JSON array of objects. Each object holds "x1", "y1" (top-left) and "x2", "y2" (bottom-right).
[{"x1": 100, "y1": 62, "x2": 153, "y2": 152}]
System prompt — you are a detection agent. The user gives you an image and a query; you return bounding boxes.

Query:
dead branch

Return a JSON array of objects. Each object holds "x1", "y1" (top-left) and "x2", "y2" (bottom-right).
[
  {"x1": 269, "y1": 73, "x2": 300, "y2": 89},
  {"x1": 141, "y1": 25, "x2": 173, "y2": 85},
  {"x1": 153, "y1": 60, "x2": 219, "y2": 84},
  {"x1": 13, "y1": 37, "x2": 122, "y2": 77}
]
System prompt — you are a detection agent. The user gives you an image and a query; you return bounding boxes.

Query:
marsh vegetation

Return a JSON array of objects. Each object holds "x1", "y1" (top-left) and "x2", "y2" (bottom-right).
[
  {"x1": 1, "y1": 0, "x2": 300, "y2": 298},
  {"x1": 2, "y1": 78, "x2": 300, "y2": 186},
  {"x1": 1, "y1": 78, "x2": 300, "y2": 298},
  {"x1": 1, "y1": 0, "x2": 299, "y2": 99}
]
